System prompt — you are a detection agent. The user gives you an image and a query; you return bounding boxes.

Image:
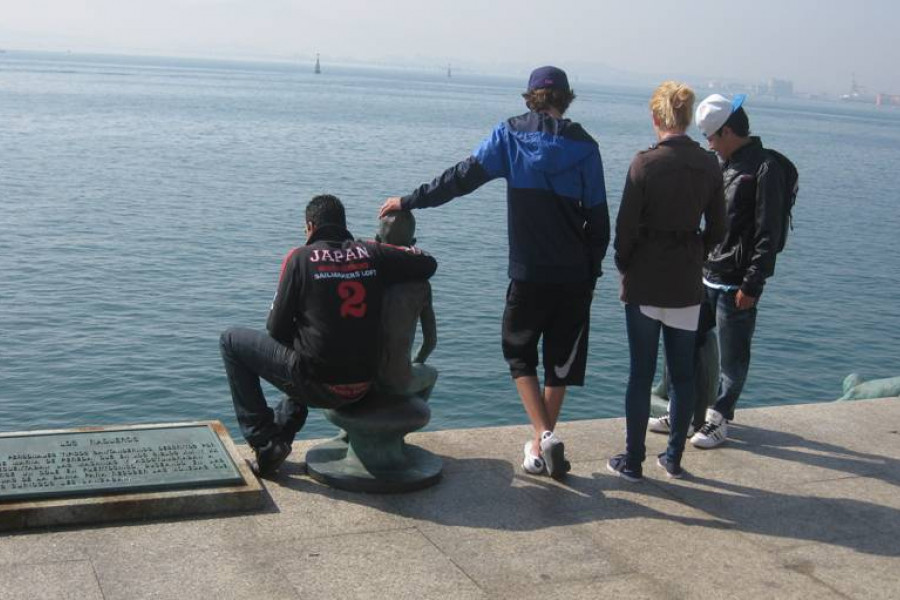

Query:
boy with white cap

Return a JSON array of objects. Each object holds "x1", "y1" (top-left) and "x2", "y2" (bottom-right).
[{"x1": 689, "y1": 94, "x2": 790, "y2": 448}]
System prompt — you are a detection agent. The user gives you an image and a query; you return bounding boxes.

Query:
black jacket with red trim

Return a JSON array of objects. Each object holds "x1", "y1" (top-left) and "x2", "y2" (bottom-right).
[{"x1": 267, "y1": 224, "x2": 437, "y2": 385}]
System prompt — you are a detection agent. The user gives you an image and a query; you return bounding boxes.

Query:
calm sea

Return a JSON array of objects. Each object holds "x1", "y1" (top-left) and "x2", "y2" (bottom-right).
[{"x1": 2, "y1": 51, "x2": 899, "y2": 441}]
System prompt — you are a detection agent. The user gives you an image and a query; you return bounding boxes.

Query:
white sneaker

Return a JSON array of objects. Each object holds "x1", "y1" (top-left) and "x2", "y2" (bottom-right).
[
  {"x1": 690, "y1": 409, "x2": 728, "y2": 449},
  {"x1": 648, "y1": 413, "x2": 695, "y2": 437},
  {"x1": 522, "y1": 441, "x2": 546, "y2": 475},
  {"x1": 539, "y1": 431, "x2": 570, "y2": 480}
]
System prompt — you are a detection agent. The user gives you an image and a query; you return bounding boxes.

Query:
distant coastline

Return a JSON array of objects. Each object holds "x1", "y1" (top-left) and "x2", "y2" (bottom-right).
[{"x1": 3, "y1": 47, "x2": 887, "y2": 102}]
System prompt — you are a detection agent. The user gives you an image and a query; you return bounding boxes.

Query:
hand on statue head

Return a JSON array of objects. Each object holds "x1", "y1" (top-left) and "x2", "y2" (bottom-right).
[{"x1": 379, "y1": 197, "x2": 403, "y2": 219}]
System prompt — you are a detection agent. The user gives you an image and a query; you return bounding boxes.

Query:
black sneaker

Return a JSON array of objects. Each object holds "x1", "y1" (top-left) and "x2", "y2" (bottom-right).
[
  {"x1": 251, "y1": 439, "x2": 292, "y2": 477},
  {"x1": 656, "y1": 453, "x2": 685, "y2": 479},
  {"x1": 606, "y1": 453, "x2": 642, "y2": 482}
]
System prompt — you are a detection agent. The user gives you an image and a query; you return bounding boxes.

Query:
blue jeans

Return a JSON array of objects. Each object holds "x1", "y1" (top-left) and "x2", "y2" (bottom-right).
[
  {"x1": 706, "y1": 287, "x2": 757, "y2": 421},
  {"x1": 624, "y1": 304, "x2": 697, "y2": 467},
  {"x1": 662, "y1": 299, "x2": 718, "y2": 430},
  {"x1": 219, "y1": 327, "x2": 315, "y2": 448}
]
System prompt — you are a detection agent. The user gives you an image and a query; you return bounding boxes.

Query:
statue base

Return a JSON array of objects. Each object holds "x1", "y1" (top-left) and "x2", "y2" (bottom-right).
[
  {"x1": 306, "y1": 437, "x2": 442, "y2": 493},
  {"x1": 305, "y1": 392, "x2": 442, "y2": 493}
]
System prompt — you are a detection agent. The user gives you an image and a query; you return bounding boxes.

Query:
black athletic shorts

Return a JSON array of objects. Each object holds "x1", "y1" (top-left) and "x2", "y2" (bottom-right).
[{"x1": 501, "y1": 279, "x2": 594, "y2": 386}]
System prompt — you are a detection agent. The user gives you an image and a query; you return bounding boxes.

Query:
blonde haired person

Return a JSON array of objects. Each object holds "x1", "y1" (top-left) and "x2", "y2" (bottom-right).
[
  {"x1": 649, "y1": 80, "x2": 695, "y2": 130},
  {"x1": 607, "y1": 81, "x2": 725, "y2": 481}
]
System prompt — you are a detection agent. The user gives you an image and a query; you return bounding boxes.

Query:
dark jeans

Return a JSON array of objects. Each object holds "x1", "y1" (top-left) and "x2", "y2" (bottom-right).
[
  {"x1": 624, "y1": 304, "x2": 697, "y2": 467},
  {"x1": 706, "y1": 287, "x2": 757, "y2": 421},
  {"x1": 663, "y1": 300, "x2": 718, "y2": 429},
  {"x1": 219, "y1": 327, "x2": 315, "y2": 448}
]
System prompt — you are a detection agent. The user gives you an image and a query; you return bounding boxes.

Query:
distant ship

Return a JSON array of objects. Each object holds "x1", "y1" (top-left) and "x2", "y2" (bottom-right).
[
  {"x1": 314, "y1": 53, "x2": 321, "y2": 75},
  {"x1": 841, "y1": 74, "x2": 875, "y2": 103},
  {"x1": 447, "y1": 64, "x2": 451, "y2": 79}
]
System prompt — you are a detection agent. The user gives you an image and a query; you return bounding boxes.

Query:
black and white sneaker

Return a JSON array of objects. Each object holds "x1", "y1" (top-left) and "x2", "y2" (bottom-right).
[
  {"x1": 690, "y1": 408, "x2": 728, "y2": 449},
  {"x1": 656, "y1": 453, "x2": 685, "y2": 479},
  {"x1": 251, "y1": 439, "x2": 292, "y2": 477},
  {"x1": 606, "y1": 453, "x2": 643, "y2": 482}
]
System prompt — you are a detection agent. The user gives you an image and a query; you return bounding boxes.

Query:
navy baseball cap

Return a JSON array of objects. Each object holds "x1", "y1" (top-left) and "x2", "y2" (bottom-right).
[{"x1": 526, "y1": 66, "x2": 570, "y2": 92}]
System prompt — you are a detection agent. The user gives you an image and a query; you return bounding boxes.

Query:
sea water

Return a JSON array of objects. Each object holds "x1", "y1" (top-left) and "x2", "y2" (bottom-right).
[{"x1": 2, "y1": 51, "x2": 899, "y2": 440}]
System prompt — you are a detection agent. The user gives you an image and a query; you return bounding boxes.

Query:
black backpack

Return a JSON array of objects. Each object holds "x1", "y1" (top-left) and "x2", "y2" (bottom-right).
[{"x1": 760, "y1": 149, "x2": 799, "y2": 252}]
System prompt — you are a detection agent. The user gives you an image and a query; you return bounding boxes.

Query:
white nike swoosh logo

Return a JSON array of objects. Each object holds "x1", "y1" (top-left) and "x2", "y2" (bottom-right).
[{"x1": 554, "y1": 325, "x2": 585, "y2": 380}]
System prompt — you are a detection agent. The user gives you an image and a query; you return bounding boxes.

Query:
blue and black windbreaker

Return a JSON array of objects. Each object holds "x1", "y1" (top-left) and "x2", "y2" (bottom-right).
[{"x1": 401, "y1": 111, "x2": 609, "y2": 283}]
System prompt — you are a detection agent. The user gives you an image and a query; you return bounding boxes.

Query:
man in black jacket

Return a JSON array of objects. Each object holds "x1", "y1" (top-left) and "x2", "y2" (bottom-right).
[
  {"x1": 220, "y1": 195, "x2": 437, "y2": 476},
  {"x1": 690, "y1": 95, "x2": 788, "y2": 449}
]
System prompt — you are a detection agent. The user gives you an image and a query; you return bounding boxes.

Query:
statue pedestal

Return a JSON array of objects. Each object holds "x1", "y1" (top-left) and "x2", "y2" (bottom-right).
[{"x1": 305, "y1": 392, "x2": 442, "y2": 493}]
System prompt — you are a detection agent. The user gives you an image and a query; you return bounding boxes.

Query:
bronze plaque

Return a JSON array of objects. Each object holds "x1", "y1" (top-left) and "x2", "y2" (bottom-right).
[{"x1": 0, "y1": 424, "x2": 244, "y2": 502}]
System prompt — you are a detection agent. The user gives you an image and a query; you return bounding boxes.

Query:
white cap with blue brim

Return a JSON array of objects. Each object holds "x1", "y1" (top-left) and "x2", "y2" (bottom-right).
[{"x1": 696, "y1": 93, "x2": 747, "y2": 137}]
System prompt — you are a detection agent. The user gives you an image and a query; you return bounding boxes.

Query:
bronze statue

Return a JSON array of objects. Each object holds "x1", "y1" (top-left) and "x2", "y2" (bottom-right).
[{"x1": 374, "y1": 211, "x2": 438, "y2": 401}]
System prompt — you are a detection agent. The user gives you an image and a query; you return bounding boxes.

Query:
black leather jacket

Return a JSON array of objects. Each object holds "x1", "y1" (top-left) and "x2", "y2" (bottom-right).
[{"x1": 704, "y1": 137, "x2": 786, "y2": 298}]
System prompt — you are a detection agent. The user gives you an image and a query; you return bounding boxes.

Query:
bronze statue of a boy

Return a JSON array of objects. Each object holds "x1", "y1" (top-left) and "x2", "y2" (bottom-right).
[{"x1": 374, "y1": 211, "x2": 438, "y2": 401}]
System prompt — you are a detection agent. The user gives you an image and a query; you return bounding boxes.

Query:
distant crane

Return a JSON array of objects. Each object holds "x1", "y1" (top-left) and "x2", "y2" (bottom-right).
[{"x1": 841, "y1": 74, "x2": 898, "y2": 106}]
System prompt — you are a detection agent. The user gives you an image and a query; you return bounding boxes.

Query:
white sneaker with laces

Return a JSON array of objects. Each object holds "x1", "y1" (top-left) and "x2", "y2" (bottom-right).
[
  {"x1": 648, "y1": 413, "x2": 695, "y2": 437},
  {"x1": 522, "y1": 441, "x2": 545, "y2": 475},
  {"x1": 690, "y1": 408, "x2": 728, "y2": 448}
]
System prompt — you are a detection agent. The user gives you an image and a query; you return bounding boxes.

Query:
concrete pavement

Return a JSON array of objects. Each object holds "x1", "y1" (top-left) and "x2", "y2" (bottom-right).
[{"x1": 0, "y1": 398, "x2": 898, "y2": 599}]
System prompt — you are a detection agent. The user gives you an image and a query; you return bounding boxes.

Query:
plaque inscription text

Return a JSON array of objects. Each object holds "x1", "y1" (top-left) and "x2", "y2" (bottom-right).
[{"x1": 0, "y1": 425, "x2": 244, "y2": 502}]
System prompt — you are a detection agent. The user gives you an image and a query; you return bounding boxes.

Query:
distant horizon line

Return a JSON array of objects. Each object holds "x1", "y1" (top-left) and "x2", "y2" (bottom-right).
[
  {"x1": 0, "y1": 46, "x2": 657, "y2": 88},
  {"x1": 1, "y1": 46, "x2": 862, "y2": 98}
]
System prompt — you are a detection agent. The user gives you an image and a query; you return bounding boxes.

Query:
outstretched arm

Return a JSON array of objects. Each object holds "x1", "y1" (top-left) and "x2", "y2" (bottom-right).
[
  {"x1": 374, "y1": 243, "x2": 437, "y2": 284},
  {"x1": 380, "y1": 123, "x2": 508, "y2": 217},
  {"x1": 381, "y1": 156, "x2": 493, "y2": 218}
]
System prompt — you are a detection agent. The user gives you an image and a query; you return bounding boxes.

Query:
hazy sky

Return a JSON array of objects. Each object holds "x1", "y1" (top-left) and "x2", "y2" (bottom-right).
[{"x1": 2, "y1": 0, "x2": 898, "y2": 94}]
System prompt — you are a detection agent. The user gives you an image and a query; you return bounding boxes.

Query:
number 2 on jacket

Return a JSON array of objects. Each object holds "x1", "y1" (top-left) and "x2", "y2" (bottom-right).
[{"x1": 338, "y1": 281, "x2": 367, "y2": 318}]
